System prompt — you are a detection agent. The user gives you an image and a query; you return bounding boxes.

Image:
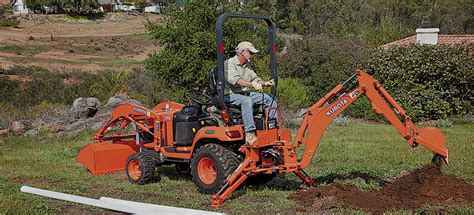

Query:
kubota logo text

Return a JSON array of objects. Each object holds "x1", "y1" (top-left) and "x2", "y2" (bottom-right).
[{"x1": 326, "y1": 99, "x2": 348, "y2": 116}]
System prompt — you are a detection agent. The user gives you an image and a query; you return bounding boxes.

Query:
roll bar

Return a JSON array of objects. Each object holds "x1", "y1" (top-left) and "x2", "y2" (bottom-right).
[{"x1": 215, "y1": 14, "x2": 278, "y2": 116}]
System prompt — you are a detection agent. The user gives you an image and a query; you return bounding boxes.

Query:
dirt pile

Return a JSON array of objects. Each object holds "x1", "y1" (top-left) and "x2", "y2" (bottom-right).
[{"x1": 290, "y1": 165, "x2": 474, "y2": 213}]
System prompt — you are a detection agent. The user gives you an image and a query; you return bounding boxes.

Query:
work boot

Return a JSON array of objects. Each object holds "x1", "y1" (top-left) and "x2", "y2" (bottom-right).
[{"x1": 245, "y1": 132, "x2": 258, "y2": 146}]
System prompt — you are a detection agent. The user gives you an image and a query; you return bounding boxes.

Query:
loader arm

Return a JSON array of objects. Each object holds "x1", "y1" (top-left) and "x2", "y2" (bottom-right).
[{"x1": 294, "y1": 70, "x2": 449, "y2": 169}]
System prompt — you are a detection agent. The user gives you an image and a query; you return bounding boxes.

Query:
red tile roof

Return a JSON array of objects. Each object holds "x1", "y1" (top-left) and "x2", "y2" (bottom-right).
[
  {"x1": 0, "y1": 0, "x2": 12, "y2": 6},
  {"x1": 382, "y1": 34, "x2": 474, "y2": 49}
]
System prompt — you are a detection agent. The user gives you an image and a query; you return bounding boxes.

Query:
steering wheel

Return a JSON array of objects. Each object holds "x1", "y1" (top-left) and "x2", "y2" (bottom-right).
[{"x1": 190, "y1": 91, "x2": 213, "y2": 106}]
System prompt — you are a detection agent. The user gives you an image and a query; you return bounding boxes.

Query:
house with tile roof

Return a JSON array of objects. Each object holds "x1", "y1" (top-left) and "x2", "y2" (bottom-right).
[
  {"x1": 0, "y1": 0, "x2": 12, "y2": 6},
  {"x1": 10, "y1": 0, "x2": 29, "y2": 15},
  {"x1": 99, "y1": 0, "x2": 119, "y2": 12},
  {"x1": 382, "y1": 28, "x2": 474, "y2": 50}
]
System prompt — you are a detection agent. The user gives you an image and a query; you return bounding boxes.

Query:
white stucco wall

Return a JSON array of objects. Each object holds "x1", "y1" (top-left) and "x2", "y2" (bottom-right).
[{"x1": 12, "y1": 0, "x2": 30, "y2": 15}]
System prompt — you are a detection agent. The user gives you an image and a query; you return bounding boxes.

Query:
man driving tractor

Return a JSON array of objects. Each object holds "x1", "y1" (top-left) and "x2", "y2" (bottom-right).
[{"x1": 224, "y1": 41, "x2": 276, "y2": 146}]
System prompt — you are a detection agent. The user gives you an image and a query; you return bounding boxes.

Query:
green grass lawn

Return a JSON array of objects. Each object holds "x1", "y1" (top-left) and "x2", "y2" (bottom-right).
[{"x1": 1, "y1": 121, "x2": 473, "y2": 214}]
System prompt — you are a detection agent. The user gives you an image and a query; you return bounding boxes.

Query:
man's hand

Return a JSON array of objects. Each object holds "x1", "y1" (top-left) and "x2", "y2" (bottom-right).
[
  {"x1": 252, "y1": 81, "x2": 263, "y2": 92},
  {"x1": 264, "y1": 79, "x2": 275, "y2": 87}
]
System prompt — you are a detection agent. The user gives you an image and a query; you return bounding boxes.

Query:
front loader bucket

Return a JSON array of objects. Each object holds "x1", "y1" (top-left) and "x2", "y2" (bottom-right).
[
  {"x1": 76, "y1": 141, "x2": 139, "y2": 176},
  {"x1": 415, "y1": 127, "x2": 449, "y2": 164}
]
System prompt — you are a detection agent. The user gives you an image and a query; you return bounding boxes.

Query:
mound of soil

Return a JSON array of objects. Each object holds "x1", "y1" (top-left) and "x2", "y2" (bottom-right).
[{"x1": 290, "y1": 165, "x2": 474, "y2": 213}]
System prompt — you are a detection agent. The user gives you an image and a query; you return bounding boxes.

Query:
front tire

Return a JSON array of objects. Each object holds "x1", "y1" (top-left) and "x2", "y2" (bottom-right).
[
  {"x1": 191, "y1": 144, "x2": 239, "y2": 193},
  {"x1": 126, "y1": 153, "x2": 156, "y2": 185}
]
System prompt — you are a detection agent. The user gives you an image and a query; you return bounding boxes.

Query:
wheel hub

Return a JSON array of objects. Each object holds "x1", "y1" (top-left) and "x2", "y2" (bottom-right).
[{"x1": 198, "y1": 157, "x2": 217, "y2": 185}]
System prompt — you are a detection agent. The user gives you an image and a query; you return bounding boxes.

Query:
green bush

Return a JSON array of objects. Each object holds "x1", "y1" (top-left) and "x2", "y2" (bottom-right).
[
  {"x1": 0, "y1": 15, "x2": 20, "y2": 28},
  {"x1": 278, "y1": 35, "x2": 370, "y2": 104},
  {"x1": 346, "y1": 97, "x2": 382, "y2": 120},
  {"x1": 277, "y1": 77, "x2": 310, "y2": 110},
  {"x1": 89, "y1": 69, "x2": 131, "y2": 99},
  {"x1": 367, "y1": 44, "x2": 473, "y2": 121}
]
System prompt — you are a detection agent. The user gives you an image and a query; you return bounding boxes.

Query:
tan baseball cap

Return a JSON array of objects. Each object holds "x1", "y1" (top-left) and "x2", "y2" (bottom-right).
[{"x1": 237, "y1": 41, "x2": 259, "y2": 54}]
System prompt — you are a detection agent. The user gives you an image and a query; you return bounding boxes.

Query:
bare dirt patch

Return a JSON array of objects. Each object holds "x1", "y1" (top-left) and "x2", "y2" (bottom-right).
[
  {"x1": 0, "y1": 13, "x2": 161, "y2": 72},
  {"x1": 290, "y1": 164, "x2": 474, "y2": 213}
]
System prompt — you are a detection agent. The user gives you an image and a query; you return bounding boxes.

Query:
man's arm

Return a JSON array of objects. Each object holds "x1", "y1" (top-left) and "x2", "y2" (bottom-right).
[{"x1": 235, "y1": 79, "x2": 264, "y2": 87}]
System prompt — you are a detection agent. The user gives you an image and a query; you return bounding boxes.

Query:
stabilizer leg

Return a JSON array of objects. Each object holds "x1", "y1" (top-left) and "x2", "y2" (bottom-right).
[
  {"x1": 211, "y1": 174, "x2": 249, "y2": 208},
  {"x1": 210, "y1": 155, "x2": 253, "y2": 208},
  {"x1": 294, "y1": 169, "x2": 315, "y2": 185}
]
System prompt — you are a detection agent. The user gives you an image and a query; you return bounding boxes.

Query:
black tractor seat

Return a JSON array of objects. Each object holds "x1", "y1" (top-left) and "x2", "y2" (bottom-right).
[{"x1": 208, "y1": 67, "x2": 265, "y2": 125}]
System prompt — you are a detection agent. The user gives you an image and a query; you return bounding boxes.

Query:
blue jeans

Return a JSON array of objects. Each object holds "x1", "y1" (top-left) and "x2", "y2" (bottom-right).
[{"x1": 224, "y1": 92, "x2": 278, "y2": 132}]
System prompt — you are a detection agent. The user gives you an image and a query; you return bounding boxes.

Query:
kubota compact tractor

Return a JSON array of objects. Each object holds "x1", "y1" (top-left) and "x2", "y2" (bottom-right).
[{"x1": 77, "y1": 14, "x2": 449, "y2": 208}]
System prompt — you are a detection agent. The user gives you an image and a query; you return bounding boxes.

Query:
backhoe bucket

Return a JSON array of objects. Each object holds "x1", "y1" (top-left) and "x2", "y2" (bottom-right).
[
  {"x1": 415, "y1": 127, "x2": 449, "y2": 164},
  {"x1": 76, "y1": 141, "x2": 139, "y2": 176}
]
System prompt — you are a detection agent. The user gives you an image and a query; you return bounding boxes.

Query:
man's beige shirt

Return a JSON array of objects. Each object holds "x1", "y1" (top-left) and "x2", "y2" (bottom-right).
[{"x1": 224, "y1": 55, "x2": 262, "y2": 95}]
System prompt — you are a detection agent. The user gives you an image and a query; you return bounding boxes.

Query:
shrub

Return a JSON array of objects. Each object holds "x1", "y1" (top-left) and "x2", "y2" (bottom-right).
[
  {"x1": 276, "y1": 77, "x2": 311, "y2": 128},
  {"x1": 1, "y1": 67, "x2": 98, "y2": 106},
  {"x1": 278, "y1": 35, "x2": 370, "y2": 104},
  {"x1": 277, "y1": 77, "x2": 310, "y2": 110},
  {"x1": 346, "y1": 97, "x2": 381, "y2": 120},
  {"x1": 0, "y1": 102, "x2": 21, "y2": 129},
  {"x1": 0, "y1": 15, "x2": 20, "y2": 28},
  {"x1": 0, "y1": 66, "x2": 158, "y2": 118},
  {"x1": 89, "y1": 68, "x2": 132, "y2": 99},
  {"x1": 367, "y1": 44, "x2": 473, "y2": 121}
]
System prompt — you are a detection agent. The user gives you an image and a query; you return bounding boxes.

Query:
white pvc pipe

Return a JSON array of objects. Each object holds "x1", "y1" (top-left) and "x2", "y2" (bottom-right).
[
  {"x1": 100, "y1": 197, "x2": 224, "y2": 215},
  {"x1": 20, "y1": 186, "x2": 152, "y2": 214}
]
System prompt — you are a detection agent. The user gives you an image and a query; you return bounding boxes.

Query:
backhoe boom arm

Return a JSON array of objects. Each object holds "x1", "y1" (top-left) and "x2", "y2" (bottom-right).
[{"x1": 294, "y1": 70, "x2": 449, "y2": 169}]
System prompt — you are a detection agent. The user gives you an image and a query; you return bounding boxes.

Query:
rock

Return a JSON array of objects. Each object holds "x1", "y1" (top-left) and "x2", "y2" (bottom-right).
[
  {"x1": 10, "y1": 121, "x2": 25, "y2": 134},
  {"x1": 0, "y1": 129, "x2": 9, "y2": 137},
  {"x1": 90, "y1": 121, "x2": 104, "y2": 130},
  {"x1": 296, "y1": 108, "x2": 308, "y2": 117},
  {"x1": 31, "y1": 119, "x2": 46, "y2": 128},
  {"x1": 71, "y1": 97, "x2": 101, "y2": 118},
  {"x1": 64, "y1": 112, "x2": 110, "y2": 132},
  {"x1": 24, "y1": 128, "x2": 40, "y2": 137},
  {"x1": 41, "y1": 122, "x2": 61, "y2": 133},
  {"x1": 106, "y1": 95, "x2": 142, "y2": 108}
]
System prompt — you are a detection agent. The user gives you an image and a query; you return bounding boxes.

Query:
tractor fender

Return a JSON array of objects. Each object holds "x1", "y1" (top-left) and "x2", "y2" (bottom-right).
[{"x1": 190, "y1": 125, "x2": 244, "y2": 153}]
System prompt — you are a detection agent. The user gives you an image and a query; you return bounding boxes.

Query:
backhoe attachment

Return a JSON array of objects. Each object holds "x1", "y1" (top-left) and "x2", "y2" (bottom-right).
[{"x1": 294, "y1": 69, "x2": 448, "y2": 169}]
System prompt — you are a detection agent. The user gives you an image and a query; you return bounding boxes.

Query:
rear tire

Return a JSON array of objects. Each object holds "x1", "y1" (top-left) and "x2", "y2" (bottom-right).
[
  {"x1": 126, "y1": 153, "x2": 156, "y2": 185},
  {"x1": 175, "y1": 162, "x2": 191, "y2": 175},
  {"x1": 191, "y1": 144, "x2": 239, "y2": 194}
]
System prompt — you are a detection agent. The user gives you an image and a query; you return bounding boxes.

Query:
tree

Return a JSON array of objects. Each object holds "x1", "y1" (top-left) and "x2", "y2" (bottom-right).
[
  {"x1": 24, "y1": 0, "x2": 99, "y2": 14},
  {"x1": 24, "y1": 0, "x2": 49, "y2": 12},
  {"x1": 282, "y1": 0, "x2": 473, "y2": 47},
  {"x1": 123, "y1": 0, "x2": 149, "y2": 12},
  {"x1": 59, "y1": 0, "x2": 99, "y2": 14},
  {"x1": 145, "y1": 1, "x2": 271, "y2": 101}
]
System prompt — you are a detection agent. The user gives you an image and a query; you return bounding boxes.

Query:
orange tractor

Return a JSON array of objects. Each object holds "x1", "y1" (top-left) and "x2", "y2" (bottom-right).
[{"x1": 77, "y1": 14, "x2": 448, "y2": 208}]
